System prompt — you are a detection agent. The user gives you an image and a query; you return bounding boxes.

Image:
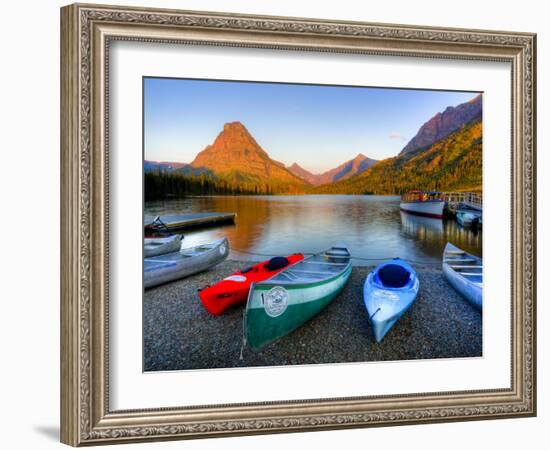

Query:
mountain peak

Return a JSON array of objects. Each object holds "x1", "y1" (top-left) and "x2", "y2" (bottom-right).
[
  {"x1": 190, "y1": 122, "x2": 307, "y2": 188},
  {"x1": 286, "y1": 163, "x2": 318, "y2": 185},
  {"x1": 399, "y1": 95, "x2": 482, "y2": 156},
  {"x1": 217, "y1": 121, "x2": 256, "y2": 143},
  {"x1": 223, "y1": 121, "x2": 247, "y2": 131},
  {"x1": 468, "y1": 93, "x2": 482, "y2": 104}
]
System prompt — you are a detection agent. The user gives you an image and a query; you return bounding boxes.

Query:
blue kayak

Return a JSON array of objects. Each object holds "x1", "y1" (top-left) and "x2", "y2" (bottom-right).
[{"x1": 363, "y1": 258, "x2": 420, "y2": 342}]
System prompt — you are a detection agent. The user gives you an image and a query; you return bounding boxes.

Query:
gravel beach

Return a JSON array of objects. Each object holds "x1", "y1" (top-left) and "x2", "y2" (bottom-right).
[{"x1": 144, "y1": 260, "x2": 482, "y2": 371}]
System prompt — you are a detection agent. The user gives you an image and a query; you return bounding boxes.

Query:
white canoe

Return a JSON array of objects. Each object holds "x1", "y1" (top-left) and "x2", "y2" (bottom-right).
[
  {"x1": 442, "y1": 242, "x2": 482, "y2": 311},
  {"x1": 144, "y1": 238, "x2": 229, "y2": 289},
  {"x1": 144, "y1": 234, "x2": 183, "y2": 257}
]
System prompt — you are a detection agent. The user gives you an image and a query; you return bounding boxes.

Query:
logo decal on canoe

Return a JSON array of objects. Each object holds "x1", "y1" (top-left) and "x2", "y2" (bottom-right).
[
  {"x1": 264, "y1": 286, "x2": 289, "y2": 317},
  {"x1": 219, "y1": 244, "x2": 227, "y2": 255}
]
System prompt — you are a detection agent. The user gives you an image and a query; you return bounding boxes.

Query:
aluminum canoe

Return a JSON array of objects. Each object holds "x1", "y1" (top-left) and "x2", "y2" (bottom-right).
[
  {"x1": 144, "y1": 234, "x2": 183, "y2": 257},
  {"x1": 442, "y1": 242, "x2": 482, "y2": 311},
  {"x1": 144, "y1": 238, "x2": 229, "y2": 289}
]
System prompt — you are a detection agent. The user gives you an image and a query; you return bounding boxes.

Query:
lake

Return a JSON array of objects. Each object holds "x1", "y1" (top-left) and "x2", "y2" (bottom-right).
[{"x1": 144, "y1": 195, "x2": 482, "y2": 266}]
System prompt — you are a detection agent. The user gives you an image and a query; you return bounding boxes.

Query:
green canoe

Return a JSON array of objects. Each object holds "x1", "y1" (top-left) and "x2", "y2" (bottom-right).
[{"x1": 243, "y1": 245, "x2": 352, "y2": 349}]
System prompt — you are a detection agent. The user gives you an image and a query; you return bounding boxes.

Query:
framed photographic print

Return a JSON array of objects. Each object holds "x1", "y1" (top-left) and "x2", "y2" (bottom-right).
[{"x1": 60, "y1": 3, "x2": 536, "y2": 446}]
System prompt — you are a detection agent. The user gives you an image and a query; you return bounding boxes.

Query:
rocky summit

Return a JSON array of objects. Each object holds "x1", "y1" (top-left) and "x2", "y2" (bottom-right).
[
  {"x1": 399, "y1": 94, "x2": 482, "y2": 156},
  {"x1": 190, "y1": 121, "x2": 307, "y2": 188}
]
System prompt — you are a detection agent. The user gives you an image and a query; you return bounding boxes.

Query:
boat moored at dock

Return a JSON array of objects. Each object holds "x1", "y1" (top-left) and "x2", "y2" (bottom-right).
[{"x1": 400, "y1": 191, "x2": 445, "y2": 218}]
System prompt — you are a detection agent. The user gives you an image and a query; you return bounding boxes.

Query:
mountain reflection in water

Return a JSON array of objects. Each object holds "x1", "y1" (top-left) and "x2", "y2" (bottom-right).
[{"x1": 144, "y1": 195, "x2": 482, "y2": 266}]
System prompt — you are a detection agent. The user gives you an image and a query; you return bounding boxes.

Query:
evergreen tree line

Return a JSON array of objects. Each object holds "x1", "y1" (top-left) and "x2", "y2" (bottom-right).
[{"x1": 145, "y1": 171, "x2": 293, "y2": 199}]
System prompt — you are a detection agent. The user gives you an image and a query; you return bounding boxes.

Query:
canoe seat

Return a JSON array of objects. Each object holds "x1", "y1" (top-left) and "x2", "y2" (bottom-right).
[
  {"x1": 449, "y1": 265, "x2": 482, "y2": 269},
  {"x1": 378, "y1": 264, "x2": 410, "y2": 288}
]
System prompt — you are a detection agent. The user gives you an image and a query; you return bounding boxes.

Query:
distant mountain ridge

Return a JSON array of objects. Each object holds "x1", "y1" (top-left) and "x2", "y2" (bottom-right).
[
  {"x1": 144, "y1": 160, "x2": 188, "y2": 172},
  {"x1": 287, "y1": 163, "x2": 319, "y2": 185},
  {"x1": 312, "y1": 116, "x2": 482, "y2": 195},
  {"x1": 399, "y1": 94, "x2": 482, "y2": 156},
  {"x1": 288, "y1": 154, "x2": 378, "y2": 186}
]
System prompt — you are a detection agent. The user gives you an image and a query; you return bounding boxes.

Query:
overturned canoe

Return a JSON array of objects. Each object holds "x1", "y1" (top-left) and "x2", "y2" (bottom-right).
[
  {"x1": 144, "y1": 238, "x2": 229, "y2": 289},
  {"x1": 442, "y1": 242, "x2": 482, "y2": 311},
  {"x1": 244, "y1": 245, "x2": 352, "y2": 349},
  {"x1": 198, "y1": 254, "x2": 304, "y2": 315},
  {"x1": 144, "y1": 234, "x2": 183, "y2": 257},
  {"x1": 363, "y1": 258, "x2": 420, "y2": 342}
]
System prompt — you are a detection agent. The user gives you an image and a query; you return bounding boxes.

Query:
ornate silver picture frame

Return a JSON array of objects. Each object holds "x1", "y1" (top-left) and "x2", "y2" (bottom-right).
[{"x1": 60, "y1": 3, "x2": 536, "y2": 446}]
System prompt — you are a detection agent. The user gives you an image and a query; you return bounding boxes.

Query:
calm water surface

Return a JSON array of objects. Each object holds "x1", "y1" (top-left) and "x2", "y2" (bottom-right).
[{"x1": 144, "y1": 195, "x2": 482, "y2": 266}]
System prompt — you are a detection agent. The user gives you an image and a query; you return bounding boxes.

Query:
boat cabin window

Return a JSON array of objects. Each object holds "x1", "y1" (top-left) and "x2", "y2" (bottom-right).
[{"x1": 402, "y1": 191, "x2": 442, "y2": 202}]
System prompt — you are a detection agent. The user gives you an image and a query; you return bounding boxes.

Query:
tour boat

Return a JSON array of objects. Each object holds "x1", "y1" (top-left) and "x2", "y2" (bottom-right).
[
  {"x1": 363, "y1": 258, "x2": 420, "y2": 342},
  {"x1": 400, "y1": 190, "x2": 445, "y2": 218},
  {"x1": 244, "y1": 244, "x2": 352, "y2": 349},
  {"x1": 198, "y1": 253, "x2": 304, "y2": 315}
]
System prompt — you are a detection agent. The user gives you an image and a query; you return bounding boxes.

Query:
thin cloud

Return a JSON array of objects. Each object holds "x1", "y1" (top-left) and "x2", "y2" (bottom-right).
[{"x1": 389, "y1": 132, "x2": 408, "y2": 142}]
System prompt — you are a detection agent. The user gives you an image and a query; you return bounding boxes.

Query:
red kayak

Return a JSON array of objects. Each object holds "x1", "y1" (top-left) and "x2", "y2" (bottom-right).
[{"x1": 198, "y1": 254, "x2": 304, "y2": 315}]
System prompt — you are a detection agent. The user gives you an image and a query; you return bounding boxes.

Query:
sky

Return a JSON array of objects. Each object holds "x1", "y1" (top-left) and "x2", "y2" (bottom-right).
[{"x1": 144, "y1": 78, "x2": 479, "y2": 174}]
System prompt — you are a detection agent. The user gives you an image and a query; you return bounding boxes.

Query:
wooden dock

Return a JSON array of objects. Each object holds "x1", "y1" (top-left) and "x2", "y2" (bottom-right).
[
  {"x1": 144, "y1": 212, "x2": 236, "y2": 231},
  {"x1": 440, "y1": 192, "x2": 482, "y2": 214}
]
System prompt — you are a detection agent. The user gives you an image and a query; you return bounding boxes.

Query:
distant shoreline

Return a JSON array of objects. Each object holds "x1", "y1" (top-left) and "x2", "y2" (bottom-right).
[
  {"x1": 145, "y1": 193, "x2": 402, "y2": 200},
  {"x1": 144, "y1": 191, "x2": 482, "y2": 201}
]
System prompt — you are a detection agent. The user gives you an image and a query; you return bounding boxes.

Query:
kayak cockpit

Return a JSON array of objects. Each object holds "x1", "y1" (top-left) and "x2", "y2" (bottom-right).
[
  {"x1": 376, "y1": 264, "x2": 411, "y2": 288},
  {"x1": 371, "y1": 260, "x2": 416, "y2": 290},
  {"x1": 264, "y1": 249, "x2": 351, "y2": 285}
]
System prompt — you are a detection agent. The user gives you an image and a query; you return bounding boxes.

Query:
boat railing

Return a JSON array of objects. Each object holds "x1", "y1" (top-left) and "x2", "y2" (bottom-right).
[
  {"x1": 401, "y1": 191, "x2": 482, "y2": 212},
  {"x1": 439, "y1": 192, "x2": 483, "y2": 211}
]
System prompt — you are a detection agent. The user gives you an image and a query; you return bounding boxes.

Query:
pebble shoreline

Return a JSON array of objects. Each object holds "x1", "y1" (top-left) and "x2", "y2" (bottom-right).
[{"x1": 144, "y1": 260, "x2": 482, "y2": 371}]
